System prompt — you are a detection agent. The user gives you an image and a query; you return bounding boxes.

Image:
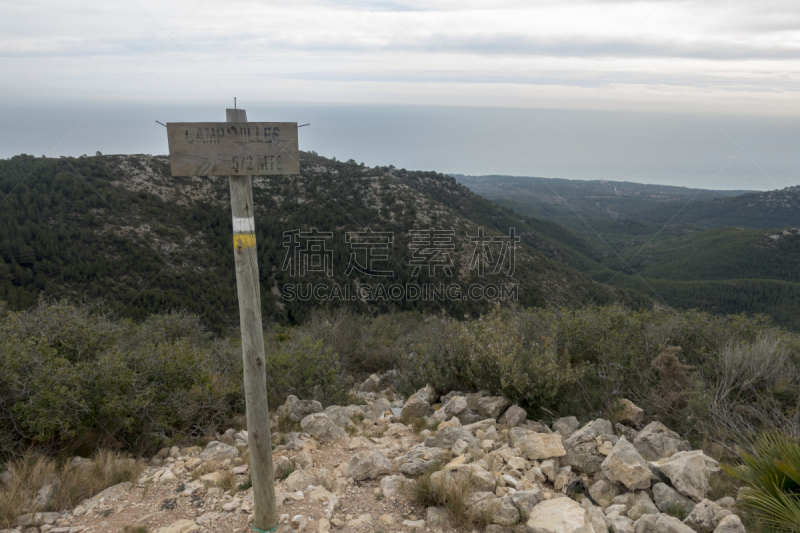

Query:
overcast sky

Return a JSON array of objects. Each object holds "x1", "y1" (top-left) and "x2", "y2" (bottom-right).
[{"x1": 1, "y1": 0, "x2": 798, "y2": 189}]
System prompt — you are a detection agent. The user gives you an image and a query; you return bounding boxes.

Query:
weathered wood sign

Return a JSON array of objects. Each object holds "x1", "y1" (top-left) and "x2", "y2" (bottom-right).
[
  {"x1": 166, "y1": 121, "x2": 299, "y2": 176},
  {"x1": 165, "y1": 108, "x2": 284, "y2": 532}
]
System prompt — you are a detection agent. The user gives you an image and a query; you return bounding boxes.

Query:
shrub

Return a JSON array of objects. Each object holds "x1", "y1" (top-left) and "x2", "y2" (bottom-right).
[
  {"x1": 398, "y1": 305, "x2": 800, "y2": 443},
  {"x1": 399, "y1": 307, "x2": 578, "y2": 407},
  {"x1": 0, "y1": 301, "x2": 243, "y2": 455},
  {"x1": 263, "y1": 333, "x2": 350, "y2": 407},
  {"x1": 721, "y1": 431, "x2": 800, "y2": 532}
]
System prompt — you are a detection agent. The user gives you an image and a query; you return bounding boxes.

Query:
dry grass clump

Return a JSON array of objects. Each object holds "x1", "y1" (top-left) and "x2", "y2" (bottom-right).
[
  {"x1": 190, "y1": 460, "x2": 219, "y2": 481},
  {"x1": 122, "y1": 526, "x2": 148, "y2": 533},
  {"x1": 213, "y1": 471, "x2": 237, "y2": 493},
  {"x1": 707, "y1": 334, "x2": 800, "y2": 442},
  {"x1": 405, "y1": 463, "x2": 481, "y2": 527},
  {"x1": 0, "y1": 450, "x2": 142, "y2": 528}
]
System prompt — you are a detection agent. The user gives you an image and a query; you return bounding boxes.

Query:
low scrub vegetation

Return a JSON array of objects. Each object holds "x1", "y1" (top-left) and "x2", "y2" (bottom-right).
[
  {"x1": 396, "y1": 305, "x2": 800, "y2": 446},
  {"x1": 1, "y1": 300, "x2": 798, "y2": 456}
]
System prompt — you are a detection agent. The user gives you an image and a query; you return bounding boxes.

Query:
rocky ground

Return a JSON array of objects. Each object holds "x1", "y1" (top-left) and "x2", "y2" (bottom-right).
[{"x1": 2, "y1": 375, "x2": 747, "y2": 533}]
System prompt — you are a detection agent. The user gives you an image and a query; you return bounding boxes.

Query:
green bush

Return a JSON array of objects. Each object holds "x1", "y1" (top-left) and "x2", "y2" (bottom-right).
[
  {"x1": 722, "y1": 431, "x2": 800, "y2": 532},
  {"x1": 398, "y1": 307, "x2": 577, "y2": 406},
  {"x1": 0, "y1": 302, "x2": 358, "y2": 456},
  {"x1": 0, "y1": 301, "x2": 243, "y2": 455},
  {"x1": 2, "y1": 300, "x2": 798, "y2": 458},
  {"x1": 398, "y1": 305, "x2": 799, "y2": 442},
  {"x1": 263, "y1": 332, "x2": 350, "y2": 407}
]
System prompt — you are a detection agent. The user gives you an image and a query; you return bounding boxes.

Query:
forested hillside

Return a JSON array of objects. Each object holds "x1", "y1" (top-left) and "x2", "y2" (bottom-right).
[
  {"x1": 0, "y1": 153, "x2": 631, "y2": 333},
  {"x1": 457, "y1": 174, "x2": 800, "y2": 331}
]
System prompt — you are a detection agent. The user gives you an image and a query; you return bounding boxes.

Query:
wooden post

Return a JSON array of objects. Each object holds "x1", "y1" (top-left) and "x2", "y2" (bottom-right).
[{"x1": 227, "y1": 107, "x2": 278, "y2": 532}]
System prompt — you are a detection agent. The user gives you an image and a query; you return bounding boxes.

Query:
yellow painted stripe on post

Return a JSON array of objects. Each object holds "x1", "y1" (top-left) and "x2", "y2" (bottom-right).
[{"x1": 234, "y1": 233, "x2": 257, "y2": 250}]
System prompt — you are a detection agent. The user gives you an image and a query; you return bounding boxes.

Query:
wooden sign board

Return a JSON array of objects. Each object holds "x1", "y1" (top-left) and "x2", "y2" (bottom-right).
[{"x1": 166, "y1": 122, "x2": 299, "y2": 176}]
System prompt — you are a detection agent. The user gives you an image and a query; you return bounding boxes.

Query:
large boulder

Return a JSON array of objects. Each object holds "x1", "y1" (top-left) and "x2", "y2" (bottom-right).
[
  {"x1": 627, "y1": 498, "x2": 660, "y2": 521},
  {"x1": 344, "y1": 450, "x2": 392, "y2": 481},
  {"x1": 633, "y1": 422, "x2": 691, "y2": 461},
  {"x1": 601, "y1": 436, "x2": 655, "y2": 491},
  {"x1": 510, "y1": 489, "x2": 545, "y2": 516},
  {"x1": 277, "y1": 395, "x2": 323, "y2": 422},
  {"x1": 380, "y1": 475, "x2": 408, "y2": 499},
  {"x1": 300, "y1": 413, "x2": 347, "y2": 442},
  {"x1": 441, "y1": 391, "x2": 467, "y2": 404},
  {"x1": 658, "y1": 451, "x2": 720, "y2": 502},
  {"x1": 359, "y1": 374, "x2": 382, "y2": 392},
  {"x1": 198, "y1": 441, "x2": 239, "y2": 460},
  {"x1": 396, "y1": 446, "x2": 448, "y2": 476},
  {"x1": 427, "y1": 506, "x2": 451, "y2": 528},
  {"x1": 682, "y1": 499, "x2": 722, "y2": 533},
  {"x1": 510, "y1": 428, "x2": 567, "y2": 461},
  {"x1": 471, "y1": 496, "x2": 520, "y2": 526},
  {"x1": 713, "y1": 515, "x2": 746, "y2": 533},
  {"x1": 454, "y1": 464, "x2": 497, "y2": 492},
  {"x1": 431, "y1": 425, "x2": 479, "y2": 450},
  {"x1": 459, "y1": 409, "x2": 483, "y2": 424},
  {"x1": 344, "y1": 450, "x2": 391, "y2": 480},
  {"x1": 522, "y1": 498, "x2": 594, "y2": 533},
  {"x1": 437, "y1": 396, "x2": 468, "y2": 420},
  {"x1": 586, "y1": 505, "x2": 611, "y2": 533},
  {"x1": 153, "y1": 520, "x2": 200, "y2": 533},
  {"x1": 655, "y1": 514, "x2": 696, "y2": 533},
  {"x1": 610, "y1": 516, "x2": 635, "y2": 533},
  {"x1": 371, "y1": 397, "x2": 392, "y2": 418},
  {"x1": 400, "y1": 396, "x2": 430, "y2": 419},
  {"x1": 412, "y1": 384, "x2": 438, "y2": 404},
  {"x1": 553, "y1": 416, "x2": 580, "y2": 437},
  {"x1": 95, "y1": 481, "x2": 133, "y2": 500},
  {"x1": 12, "y1": 513, "x2": 61, "y2": 528},
  {"x1": 588, "y1": 479, "x2": 620, "y2": 507},
  {"x1": 616, "y1": 399, "x2": 644, "y2": 427},
  {"x1": 633, "y1": 514, "x2": 659, "y2": 533},
  {"x1": 323, "y1": 406, "x2": 356, "y2": 428},
  {"x1": 563, "y1": 419, "x2": 617, "y2": 474},
  {"x1": 283, "y1": 470, "x2": 319, "y2": 491},
  {"x1": 499, "y1": 405, "x2": 527, "y2": 427},
  {"x1": 33, "y1": 479, "x2": 58, "y2": 511},
  {"x1": 478, "y1": 396, "x2": 511, "y2": 419},
  {"x1": 653, "y1": 483, "x2": 696, "y2": 517}
]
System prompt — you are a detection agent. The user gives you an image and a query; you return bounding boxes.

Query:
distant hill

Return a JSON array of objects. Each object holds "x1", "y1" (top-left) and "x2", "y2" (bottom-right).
[
  {"x1": 455, "y1": 174, "x2": 799, "y2": 231},
  {"x1": 0, "y1": 153, "x2": 636, "y2": 333},
  {"x1": 456, "y1": 174, "x2": 800, "y2": 331}
]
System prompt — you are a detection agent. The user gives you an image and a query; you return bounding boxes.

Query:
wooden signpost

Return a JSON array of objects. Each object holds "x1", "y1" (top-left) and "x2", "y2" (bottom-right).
[{"x1": 167, "y1": 109, "x2": 299, "y2": 533}]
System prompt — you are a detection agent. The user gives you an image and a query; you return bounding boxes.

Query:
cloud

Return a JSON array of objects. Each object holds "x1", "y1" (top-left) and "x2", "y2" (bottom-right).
[{"x1": 0, "y1": 0, "x2": 798, "y2": 114}]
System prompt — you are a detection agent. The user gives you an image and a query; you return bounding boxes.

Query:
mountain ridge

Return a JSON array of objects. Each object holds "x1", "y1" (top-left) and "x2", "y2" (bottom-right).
[{"x1": 0, "y1": 153, "x2": 636, "y2": 333}]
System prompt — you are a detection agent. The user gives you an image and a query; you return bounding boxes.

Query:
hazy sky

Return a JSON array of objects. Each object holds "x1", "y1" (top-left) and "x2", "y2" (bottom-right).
[{"x1": 1, "y1": 0, "x2": 798, "y2": 189}]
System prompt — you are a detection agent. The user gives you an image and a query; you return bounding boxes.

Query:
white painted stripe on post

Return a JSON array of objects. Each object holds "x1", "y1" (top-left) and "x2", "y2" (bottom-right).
[{"x1": 233, "y1": 217, "x2": 255, "y2": 233}]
